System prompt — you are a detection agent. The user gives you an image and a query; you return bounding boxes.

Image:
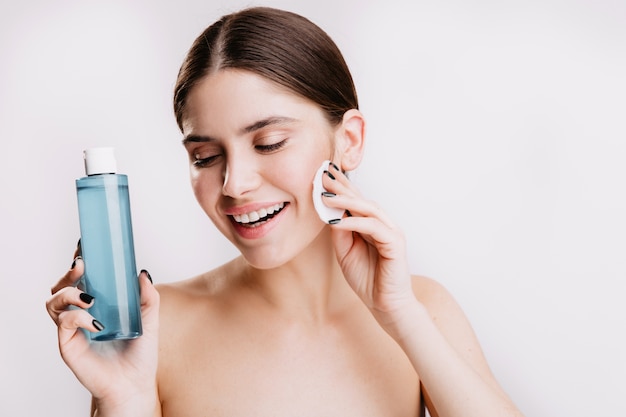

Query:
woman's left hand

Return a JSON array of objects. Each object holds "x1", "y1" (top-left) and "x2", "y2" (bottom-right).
[{"x1": 322, "y1": 163, "x2": 416, "y2": 325}]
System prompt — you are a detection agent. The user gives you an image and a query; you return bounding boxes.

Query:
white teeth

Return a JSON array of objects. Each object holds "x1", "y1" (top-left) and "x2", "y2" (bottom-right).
[{"x1": 233, "y1": 203, "x2": 284, "y2": 224}]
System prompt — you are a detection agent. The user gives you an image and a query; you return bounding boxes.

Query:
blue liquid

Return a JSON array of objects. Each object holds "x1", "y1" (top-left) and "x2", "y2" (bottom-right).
[{"x1": 76, "y1": 174, "x2": 142, "y2": 341}]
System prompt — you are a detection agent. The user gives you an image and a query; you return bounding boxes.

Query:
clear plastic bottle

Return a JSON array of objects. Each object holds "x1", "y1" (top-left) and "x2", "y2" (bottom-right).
[{"x1": 76, "y1": 147, "x2": 142, "y2": 341}]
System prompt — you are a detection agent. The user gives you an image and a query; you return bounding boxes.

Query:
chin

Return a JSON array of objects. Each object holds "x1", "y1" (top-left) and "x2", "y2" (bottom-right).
[
  {"x1": 237, "y1": 232, "x2": 319, "y2": 270},
  {"x1": 223, "y1": 213, "x2": 328, "y2": 270},
  {"x1": 240, "y1": 250, "x2": 292, "y2": 270}
]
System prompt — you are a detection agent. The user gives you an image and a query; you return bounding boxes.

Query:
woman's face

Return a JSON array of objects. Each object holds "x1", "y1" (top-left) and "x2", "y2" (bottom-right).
[{"x1": 182, "y1": 69, "x2": 336, "y2": 269}]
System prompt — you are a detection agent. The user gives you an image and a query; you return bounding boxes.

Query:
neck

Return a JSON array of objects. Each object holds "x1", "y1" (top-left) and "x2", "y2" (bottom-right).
[{"x1": 239, "y1": 228, "x2": 357, "y2": 323}]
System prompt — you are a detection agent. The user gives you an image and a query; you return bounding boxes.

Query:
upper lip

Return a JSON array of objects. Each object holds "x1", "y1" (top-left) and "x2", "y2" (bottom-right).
[{"x1": 223, "y1": 201, "x2": 286, "y2": 217}]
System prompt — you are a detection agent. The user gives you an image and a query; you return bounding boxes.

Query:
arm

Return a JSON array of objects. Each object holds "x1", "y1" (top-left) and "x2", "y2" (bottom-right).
[
  {"x1": 398, "y1": 276, "x2": 520, "y2": 417},
  {"x1": 91, "y1": 390, "x2": 162, "y2": 417},
  {"x1": 322, "y1": 162, "x2": 524, "y2": 417}
]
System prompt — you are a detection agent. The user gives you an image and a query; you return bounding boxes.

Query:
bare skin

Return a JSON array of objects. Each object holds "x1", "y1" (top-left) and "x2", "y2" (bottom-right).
[
  {"x1": 47, "y1": 69, "x2": 524, "y2": 417},
  {"x1": 157, "y1": 254, "x2": 420, "y2": 416}
]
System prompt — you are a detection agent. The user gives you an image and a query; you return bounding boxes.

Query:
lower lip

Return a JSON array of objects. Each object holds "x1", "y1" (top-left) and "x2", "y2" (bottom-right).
[{"x1": 229, "y1": 204, "x2": 288, "y2": 240}]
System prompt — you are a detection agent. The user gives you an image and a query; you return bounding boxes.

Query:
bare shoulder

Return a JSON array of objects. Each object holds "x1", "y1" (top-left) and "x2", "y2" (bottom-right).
[
  {"x1": 411, "y1": 275, "x2": 505, "y2": 393},
  {"x1": 154, "y1": 257, "x2": 246, "y2": 339},
  {"x1": 410, "y1": 275, "x2": 464, "y2": 322},
  {"x1": 410, "y1": 274, "x2": 479, "y2": 345},
  {"x1": 156, "y1": 257, "x2": 243, "y2": 304}
]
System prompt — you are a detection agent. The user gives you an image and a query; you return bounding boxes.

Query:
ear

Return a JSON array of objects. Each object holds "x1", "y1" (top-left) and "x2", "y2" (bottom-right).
[{"x1": 332, "y1": 109, "x2": 366, "y2": 172}]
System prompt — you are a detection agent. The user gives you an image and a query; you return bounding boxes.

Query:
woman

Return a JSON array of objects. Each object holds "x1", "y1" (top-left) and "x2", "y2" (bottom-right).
[{"x1": 47, "y1": 7, "x2": 524, "y2": 416}]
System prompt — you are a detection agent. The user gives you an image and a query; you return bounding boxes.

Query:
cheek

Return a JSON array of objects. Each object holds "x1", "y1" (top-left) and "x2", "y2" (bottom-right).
[
  {"x1": 273, "y1": 155, "x2": 324, "y2": 206},
  {"x1": 190, "y1": 171, "x2": 219, "y2": 211},
  {"x1": 191, "y1": 177, "x2": 203, "y2": 201},
  {"x1": 189, "y1": 169, "x2": 202, "y2": 197}
]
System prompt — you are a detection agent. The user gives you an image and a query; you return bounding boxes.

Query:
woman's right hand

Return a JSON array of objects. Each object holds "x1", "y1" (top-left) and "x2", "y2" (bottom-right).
[{"x1": 46, "y1": 243, "x2": 160, "y2": 416}]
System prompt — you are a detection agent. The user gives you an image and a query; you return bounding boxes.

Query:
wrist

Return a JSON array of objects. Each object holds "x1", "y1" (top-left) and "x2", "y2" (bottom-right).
[
  {"x1": 371, "y1": 297, "x2": 427, "y2": 343},
  {"x1": 93, "y1": 388, "x2": 157, "y2": 417}
]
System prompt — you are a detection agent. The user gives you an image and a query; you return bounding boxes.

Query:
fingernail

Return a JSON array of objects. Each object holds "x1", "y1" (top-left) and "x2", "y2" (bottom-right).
[
  {"x1": 328, "y1": 218, "x2": 342, "y2": 225},
  {"x1": 345, "y1": 209, "x2": 353, "y2": 217},
  {"x1": 331, "y1": 162, "x2": 340, "y2": 171},
  {"x1": 321, "y1": 191, "x2": 336, "y2": 197},
  {"x1": 79, "y1": 292, "x2": 94, "y2": 304},
  {"x1": 92, "y1": 319, "x2": 105, "y2": 332},
  {"x1": 71, "y1": 256, "x2": 82, "y2": 269},
  {"x1": 325, "y1": 170, "x2": 335, "y2": 180},
  {"x1": 141, "y1": 269, "x2": 153, "y2": 284}
]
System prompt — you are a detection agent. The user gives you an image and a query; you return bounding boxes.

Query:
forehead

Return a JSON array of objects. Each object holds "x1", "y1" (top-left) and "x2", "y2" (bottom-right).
[{"x1": 182, "y1": 69, "x2": 326, "y2": 137}]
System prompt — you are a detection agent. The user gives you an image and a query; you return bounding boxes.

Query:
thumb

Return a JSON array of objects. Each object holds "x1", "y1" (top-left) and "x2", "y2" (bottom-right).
[
  {"x1": 330, "y1": 227, "x2": 355, "y2": 264},
  {"x1": 138, "y1": 269, "x2": 160, "y2": 334}
]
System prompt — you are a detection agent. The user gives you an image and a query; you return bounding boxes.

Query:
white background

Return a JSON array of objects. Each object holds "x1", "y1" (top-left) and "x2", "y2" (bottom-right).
[{"x1": 1, "y1": 0, "x2": 625, "y2": 416}]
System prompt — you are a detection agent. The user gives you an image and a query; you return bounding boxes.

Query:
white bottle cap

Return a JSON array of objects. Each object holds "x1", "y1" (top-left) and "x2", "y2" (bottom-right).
[{"x1": 84, "y1": 147, "x2": 117, "y2": 175}]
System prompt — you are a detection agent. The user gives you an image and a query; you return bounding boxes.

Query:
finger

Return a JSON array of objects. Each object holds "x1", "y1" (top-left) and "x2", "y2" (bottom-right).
[
  {"x1": 322, "y1": 165, "x2": 396, "y2": 226},
  {"x1": 51, "y1": 255, "x2": 85, "y2": 295},
  {"x1": 57, "y1": 308, "x2": 103, "y2": 348},
  {"x1": 323, "y1": 163, "x2": 359, "y2": 197},
  {"x1": 322, "y1": 191, "x2": 396, "y2": 229},
  {"x1": 137, "y1": 269, "x2": 160, "y2": 334},
  {"x1": 46, "y1": 286, "x2": 95, "y2": 324},
  {"x1": 331, "y1": 216, "x2": 406, "y2": 259},
  {"x1": 327, "y1": 162, "x2": 350, "y2": 183},
  {"x1": 330, "y1": 225, "x2": 357, "y2": 261},
  {"x1": 74, "y1": 238, "x2": 82, "y2": 259}
]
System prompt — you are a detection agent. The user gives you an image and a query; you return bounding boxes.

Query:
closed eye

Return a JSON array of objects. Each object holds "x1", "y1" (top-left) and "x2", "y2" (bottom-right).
[
  {"x1": 256, "y1": 139, "x2": 288, "y2": 153},
  {"x1": 193, "y1": 154, "x2": 221, "y2": 168}
]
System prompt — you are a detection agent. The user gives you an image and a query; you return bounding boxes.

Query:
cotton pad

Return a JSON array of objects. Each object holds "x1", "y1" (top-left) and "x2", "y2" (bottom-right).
[{"x1": 312, "y1": 160, "x2": 344, "y2": 223}]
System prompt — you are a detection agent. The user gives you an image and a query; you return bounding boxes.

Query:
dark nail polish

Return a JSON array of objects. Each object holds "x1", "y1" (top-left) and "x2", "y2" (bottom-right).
[
  {"x1": 77, "y1": 238, "x2": 81, "y2": 248},
  {"x1": 331, "y1": 162, "x2": 340, "y2": 171},
  {"x1": 92, "y1": 319, "x2": 105, "y2": 332},
  {"x1": 322, "y1": 191, "x2": 336, "y2": 197},
  {"x1": 325, "y1": 170, "x2": 336, "y2": 180},
  {"x1": 71, "y1": 256, "x2": 82, "y2": 269},
  {"x1": 141, "y1": 269, "x2": 153, "y2": 284},
  {"x1": 345, "y1": 209, "x2": 353, "y2": 217},
  {"x1": 328, "y1": 218, "x2": 342, "y2": 225},
  {"x1": 79, "y1": 292, "x2": 94, "y2": 304}
]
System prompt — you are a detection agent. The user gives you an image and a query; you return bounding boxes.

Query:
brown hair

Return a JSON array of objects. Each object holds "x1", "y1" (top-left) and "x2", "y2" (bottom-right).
[{"x1": 173, "y1": 7, "x2": 358, "y2": 132}]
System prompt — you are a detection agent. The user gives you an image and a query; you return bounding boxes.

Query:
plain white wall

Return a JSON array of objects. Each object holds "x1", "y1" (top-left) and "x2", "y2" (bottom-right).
[{"x1": 1, "y1": 0, "x2": 624, "y2": 415}]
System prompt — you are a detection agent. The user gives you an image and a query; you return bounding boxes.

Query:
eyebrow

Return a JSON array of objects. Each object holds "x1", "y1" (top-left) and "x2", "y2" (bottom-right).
[
  {"x1": 241, "y1": 116, "x2": 297, "y2": 134},
  {"x1": 182, "y1": 134, "x2": 215, "y2": 145},
  {"x1": 182, "y1": 116, "x2": 297, "y2": 146}
]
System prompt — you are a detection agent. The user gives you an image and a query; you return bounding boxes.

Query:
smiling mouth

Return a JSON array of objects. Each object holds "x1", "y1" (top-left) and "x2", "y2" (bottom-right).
[{"x1": 231, "y1": 203, "x2": 286, "y2": 227}]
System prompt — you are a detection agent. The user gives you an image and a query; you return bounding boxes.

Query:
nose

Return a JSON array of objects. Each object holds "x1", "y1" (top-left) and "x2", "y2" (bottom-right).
[{"x1": 221, "y1": 156, "x2": 261, "y2": 198}]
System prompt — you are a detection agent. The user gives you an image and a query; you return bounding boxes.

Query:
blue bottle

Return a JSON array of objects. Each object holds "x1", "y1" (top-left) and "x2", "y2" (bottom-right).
[{"x1": 76, "y1": 147, "x2": 142, "y2": 341}]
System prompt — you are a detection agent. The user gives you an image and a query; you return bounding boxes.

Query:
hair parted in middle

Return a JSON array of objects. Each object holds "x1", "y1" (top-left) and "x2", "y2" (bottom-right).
[{"x1": 173, "y1": 7, "x2": 359, "y2": 132}]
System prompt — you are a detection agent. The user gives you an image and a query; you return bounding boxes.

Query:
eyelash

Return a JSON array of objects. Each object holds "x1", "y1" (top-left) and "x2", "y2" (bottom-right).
[
  {"x1": 193, "y1": 155, "x2": 220, "y2": 168},
  {"x1": 192, "y1": 139, "x2": 288, "y2": 168},
  {"x1": 255, "y1": 139, "x2": 287, "y2": 153}
]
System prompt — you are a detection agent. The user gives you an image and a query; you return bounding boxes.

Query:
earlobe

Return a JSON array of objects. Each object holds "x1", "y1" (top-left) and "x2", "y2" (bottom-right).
[{"x1": 334, "y1": 109, "x2": 366, "y2": 171}]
